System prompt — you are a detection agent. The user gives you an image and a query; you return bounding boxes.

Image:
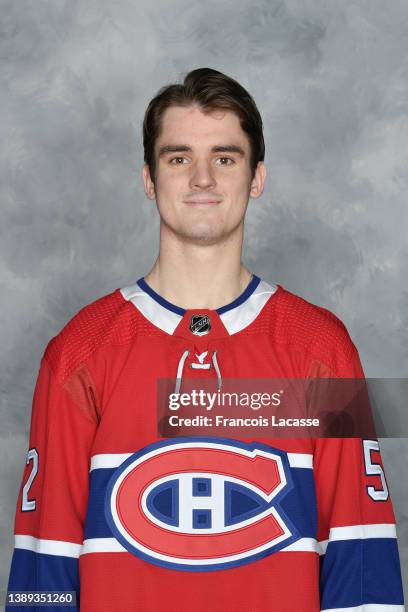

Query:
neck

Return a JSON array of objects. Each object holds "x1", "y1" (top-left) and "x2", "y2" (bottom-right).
[{"x1": 144, "y1": 224, "x2": 252, "y2": 310}]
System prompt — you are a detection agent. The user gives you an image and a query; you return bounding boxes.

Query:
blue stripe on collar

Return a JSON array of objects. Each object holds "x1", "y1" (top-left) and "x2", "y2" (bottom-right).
[
  {"x1": 217, "y1": 275, "x2": 261, "y2": 314},
  {"x1": 136, "y1": 277, "x2": 185, "y2": 316},
  {"x1": 136, "y1": 274, "x2": 262, "y2": 315}
]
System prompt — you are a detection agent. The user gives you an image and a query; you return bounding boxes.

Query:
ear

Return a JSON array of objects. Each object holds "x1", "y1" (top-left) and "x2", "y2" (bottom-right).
[
  {"x1": 249, "y1": 161, "x2": 266, "y2": 199},
  {"x1": 142, "y1": 164, "x2": 156, "y2": 200}
]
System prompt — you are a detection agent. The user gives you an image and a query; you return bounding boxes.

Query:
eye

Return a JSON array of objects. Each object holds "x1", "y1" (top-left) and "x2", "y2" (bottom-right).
[
  {"x1": 215, "y1": 157, "x2": 235, "y2": 166},
  {"x1": 169, "y1": 157, "x2": 188, "y2": 165}
]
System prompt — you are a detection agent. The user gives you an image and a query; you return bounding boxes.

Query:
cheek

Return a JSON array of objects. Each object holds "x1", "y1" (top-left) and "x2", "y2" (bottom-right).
[
  {"x1": 155, "y1": 168, "x2": 186, "y2": 197},
  {"x1": 222, "y1": 176, "x2": 252, "y2": 205},
  {"x1": 154, "y1": 179, "x2": 178, "y2": 207}
]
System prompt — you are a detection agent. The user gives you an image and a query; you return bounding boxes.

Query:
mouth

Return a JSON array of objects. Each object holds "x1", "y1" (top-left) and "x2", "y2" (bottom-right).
[{"x1": 183, "y1": 198, "x2": 222, "y2": 206}]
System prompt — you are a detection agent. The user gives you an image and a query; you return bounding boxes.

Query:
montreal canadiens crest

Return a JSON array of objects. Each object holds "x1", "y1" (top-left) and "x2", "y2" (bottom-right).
[{"x1": 104, "y1": 438, "x2": 300, "y2": 571}]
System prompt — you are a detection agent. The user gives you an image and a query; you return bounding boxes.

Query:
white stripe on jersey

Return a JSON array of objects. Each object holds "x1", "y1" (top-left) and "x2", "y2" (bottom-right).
[
  {"x1": 281, "y1": 537, "x2": 319, "y2": 553},
  {"x1": 319, "y1": 523, "x2": 397, "y2": 555},
  {"x1": 90, "y1": 451, "x2": 313, "y2": 471},
  {"x1": 287, "y1": 452, "x2": 313, "y2": 469},
  {"x1": 80, "y1": 536, "x2": 318, "y2": 556},
  {"x1": 90, "y1": 453, "x2": 132, "y2": 470},
  {"x1": 14, "y1": 535, "x2": 82, "y2": 558},
  {"x1": 120, "y1": 285, "x2": 182, "y2": 334},
  {"x1": 81, "y1": 538, "x2": 127, "y2": 554},
  {"x1": 219, "y1": 280, "x2": 278, "y2": 334},
  {"x1": 17, "y1": 524, "x2": 395, "y2": 560}
]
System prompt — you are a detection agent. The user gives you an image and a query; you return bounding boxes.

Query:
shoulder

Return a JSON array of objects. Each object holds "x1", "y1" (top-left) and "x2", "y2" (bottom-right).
[
  {"x1": 43, "y1": 285, "x2": 153, "y2": 383},
  {"x1": 265, "y1": 284, "x2": 362, "y2": 375},
  {"x1": 268, "y1": 285, "x2": 353, "y2": 346}
]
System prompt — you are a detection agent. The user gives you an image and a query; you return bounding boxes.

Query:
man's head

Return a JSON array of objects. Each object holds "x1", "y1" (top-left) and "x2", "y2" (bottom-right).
[{"x1": 142, "y1": 68, "x2": 266, "y2": 245}]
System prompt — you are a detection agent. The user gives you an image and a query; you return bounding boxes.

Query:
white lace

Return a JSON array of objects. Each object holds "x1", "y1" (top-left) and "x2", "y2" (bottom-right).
[{"x1": 174, "y1": 350, "x2": 222, "y2": 394}]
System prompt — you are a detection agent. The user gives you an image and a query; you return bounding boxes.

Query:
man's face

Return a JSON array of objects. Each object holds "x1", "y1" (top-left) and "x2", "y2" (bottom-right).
[{"x1": 143, "y1": 105, "x2": 265, "y2": 245}]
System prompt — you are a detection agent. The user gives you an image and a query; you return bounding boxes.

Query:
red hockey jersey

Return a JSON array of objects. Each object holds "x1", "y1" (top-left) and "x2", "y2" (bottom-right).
[{"x1": 7, "y1": 276, "x2": 405, "y2": 611}]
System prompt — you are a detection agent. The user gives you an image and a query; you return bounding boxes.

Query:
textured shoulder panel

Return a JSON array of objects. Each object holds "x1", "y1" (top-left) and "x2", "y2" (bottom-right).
[
  {"x1": 44, "y1": 289, "x2": 163, "y2": 384},
  {"x1": 257, "y1": 286, "x2": 359, "y2": 374}
]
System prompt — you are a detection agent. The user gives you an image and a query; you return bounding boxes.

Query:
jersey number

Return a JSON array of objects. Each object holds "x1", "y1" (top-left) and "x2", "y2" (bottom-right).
[
  {"x1": 363, "y1": 440, "x2": 389, "y2": 501},
  {"x1": 22, "y1": 448, "x2": 38, "y2": 512}
]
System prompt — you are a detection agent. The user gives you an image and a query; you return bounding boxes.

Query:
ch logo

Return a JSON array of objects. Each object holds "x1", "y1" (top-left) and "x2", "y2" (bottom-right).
[
  {"x1": 189, "y1": 314, "x2": 211, "y2": 336},
  {"x1": 105, "y1": 438, "x2": 299, "y2": 571}
]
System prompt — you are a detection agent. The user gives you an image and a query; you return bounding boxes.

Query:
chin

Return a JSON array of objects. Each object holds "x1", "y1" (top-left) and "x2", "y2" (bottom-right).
[
  {"x1": 182, "y1": 229, "x2": 225, "y2": 245},
  {"x1": 162, "y1": 215, "x2": 241, "y2": 245},
  {"x1": 177, "y1": 221, "x2": 229, "y2": 245}
]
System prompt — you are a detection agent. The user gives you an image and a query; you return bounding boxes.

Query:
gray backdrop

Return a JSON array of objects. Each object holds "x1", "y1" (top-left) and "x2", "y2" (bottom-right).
[{"x1": 1, "y1": 0, "x2": 407, "y2": 601}]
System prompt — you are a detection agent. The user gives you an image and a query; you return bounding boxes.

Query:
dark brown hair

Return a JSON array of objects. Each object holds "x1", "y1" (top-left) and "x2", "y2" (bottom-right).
[{"x1": 143, "y1": 67, "x2": 265, "y2": 181}]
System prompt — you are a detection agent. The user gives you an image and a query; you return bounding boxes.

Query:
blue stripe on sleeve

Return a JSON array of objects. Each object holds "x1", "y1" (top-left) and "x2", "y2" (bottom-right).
[
  {"x1": 320, "y1": 538, "x2": 404, "y2": 609},
  {"x1": 6, "y1": 548, "x2": 79, "y2": 611}
]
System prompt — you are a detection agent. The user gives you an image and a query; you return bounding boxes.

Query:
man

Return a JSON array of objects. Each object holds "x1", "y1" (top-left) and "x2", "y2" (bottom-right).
[{"x1": 7, "y1": 68, "x2": 404, "y2": 611}]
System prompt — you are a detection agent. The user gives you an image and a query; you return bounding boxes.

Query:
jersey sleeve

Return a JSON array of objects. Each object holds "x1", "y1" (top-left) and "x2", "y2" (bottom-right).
[
  {"x1": 312, "y1": 344, "x2": 405, "y2": 610},
  {"x1": 6, "y1": 353, "x2": 99, "y2": 611}
]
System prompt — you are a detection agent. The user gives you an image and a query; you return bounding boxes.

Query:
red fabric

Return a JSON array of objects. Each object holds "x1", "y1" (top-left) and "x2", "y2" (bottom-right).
[{"x1": 11, "y1": 284, "x2": 401, "y2": 610}]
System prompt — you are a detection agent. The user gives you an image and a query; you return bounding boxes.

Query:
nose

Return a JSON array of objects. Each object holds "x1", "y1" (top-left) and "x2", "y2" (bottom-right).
[{"x1": 189, "y1": 160, "x2": 216, "y2": 191}]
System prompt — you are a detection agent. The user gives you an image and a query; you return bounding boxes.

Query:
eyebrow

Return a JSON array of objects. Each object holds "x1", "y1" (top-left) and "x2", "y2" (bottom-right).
[{"x1": 158, "y1": 144, "x2": 246, "y2": 157}]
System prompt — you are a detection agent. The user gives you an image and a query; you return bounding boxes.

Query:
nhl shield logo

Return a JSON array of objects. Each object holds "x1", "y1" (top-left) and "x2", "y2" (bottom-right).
[
  {"x1": 105, "y1": 438, "x2": 300, "y2": 571},
  {"x1": 189, "y1": 314, "x2": 211, "y2": 336}
]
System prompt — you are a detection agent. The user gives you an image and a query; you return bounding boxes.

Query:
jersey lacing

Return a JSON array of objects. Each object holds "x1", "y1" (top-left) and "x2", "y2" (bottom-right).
[{"x1": 175, "y1": 350, "x2": 222, "y2": 394}]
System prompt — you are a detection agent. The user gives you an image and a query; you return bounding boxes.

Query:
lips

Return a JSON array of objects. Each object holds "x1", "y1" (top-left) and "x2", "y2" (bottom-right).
[{"x1": 183, "y1": 198, "x2": 222, "y2": 205}]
